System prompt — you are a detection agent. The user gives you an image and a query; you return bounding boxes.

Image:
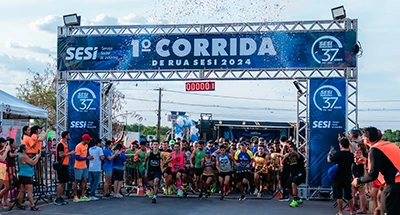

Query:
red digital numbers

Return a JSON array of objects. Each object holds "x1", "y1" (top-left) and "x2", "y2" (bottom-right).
[{"x1": 185, "y1": 82, "x2": 215, "y2": 91}]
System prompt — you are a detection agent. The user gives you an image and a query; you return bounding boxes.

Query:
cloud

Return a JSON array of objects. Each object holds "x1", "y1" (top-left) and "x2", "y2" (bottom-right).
[
  {"x1": 29, "y1": 15, "x2": 63, "y2": 34},
  {"x1": 90, "y1": 14, "x2": 118, "y2": 25},
  {"x1": 118, "y1": 13, "x2": 149, "y2": 25},
  {"x1": 6, "y1": 40, "x2": 55, "y2": 55},
  {"x1": 0, "y1": 54, "x2": 47, "y2": 73}
]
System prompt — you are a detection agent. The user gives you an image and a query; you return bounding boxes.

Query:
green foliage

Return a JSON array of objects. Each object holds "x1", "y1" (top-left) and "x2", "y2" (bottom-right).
[
  {"x1": 16, "y1": 60, "x2": 57, "y2": 128},
  {"x1": 126, "y1": 123, "x2": 170, "y2": 141},
  {"x1": 382, "y1": 129, "x2": 400, "y2": 145}
]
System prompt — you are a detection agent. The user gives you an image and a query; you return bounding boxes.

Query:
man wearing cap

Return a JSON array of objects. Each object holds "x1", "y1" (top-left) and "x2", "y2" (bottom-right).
[
  {"x1": 234, "y1": 142, "x2": 254, "y2": 201},
  {"x1": 73, "y1": 134, "x2": 94, "y2": 202}
]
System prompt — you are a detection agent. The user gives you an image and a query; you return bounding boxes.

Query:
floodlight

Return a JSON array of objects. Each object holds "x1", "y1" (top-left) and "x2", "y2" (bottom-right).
[
  {"x1": 331, "y1": 6, "x2": 346, "y2": 20},
  {"x1": 63, "y1": 13, "x2": 81, "y2": 26}
]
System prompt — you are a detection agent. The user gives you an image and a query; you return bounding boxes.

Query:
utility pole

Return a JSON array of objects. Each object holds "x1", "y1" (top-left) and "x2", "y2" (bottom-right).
[{"x1": 156, "y1": 88, "x2": 162, "y2": 141}]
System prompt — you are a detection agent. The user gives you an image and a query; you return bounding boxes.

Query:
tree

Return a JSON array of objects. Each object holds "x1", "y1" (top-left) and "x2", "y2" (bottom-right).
[
  {"x1": 382, "y1": 129, "x2": 400, "y2": 146},
  {"x1": 16, "y1": 58, "x2": 57, "y2": 128}
]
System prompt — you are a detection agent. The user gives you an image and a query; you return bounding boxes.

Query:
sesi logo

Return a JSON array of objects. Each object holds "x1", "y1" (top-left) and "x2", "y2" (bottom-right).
[
  {"x1": 312, "y1": 121, "x2": 331, "y2": 129},
  {"x1": 70, "y1": 121, "x2": 87, "y2": 129},
  {"x1": 65, "y1": 47, "x2": 98, "y2": 60}
]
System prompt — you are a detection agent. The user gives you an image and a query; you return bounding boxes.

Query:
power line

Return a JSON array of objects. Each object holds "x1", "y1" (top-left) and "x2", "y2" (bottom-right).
[
  {"x1": 125, "y1": 96, "x2": 296, "y2": 111},
  {"x1": 119, "y1": 87, "x2": 400, "y2": 103}
]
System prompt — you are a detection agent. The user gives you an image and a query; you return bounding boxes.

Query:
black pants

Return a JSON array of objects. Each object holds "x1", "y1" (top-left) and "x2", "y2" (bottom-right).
[
  {"x1": 381, "y1": 185, "x2": 400, "y2": 215},
  {"x1": 280, "y1": 164, "x2": 290, "y2": 197}
]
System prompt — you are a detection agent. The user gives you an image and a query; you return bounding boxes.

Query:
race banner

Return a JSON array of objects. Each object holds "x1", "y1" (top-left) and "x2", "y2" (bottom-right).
[
  {"x1": 67, "y1": 81, "x2": 100, "y2": 179},
  {"x1": 308, "y1": 78, "x2": 347, "y2": 187},
  {"x1": 58, "y1": 32, "x2": 357, "y2": 71}
]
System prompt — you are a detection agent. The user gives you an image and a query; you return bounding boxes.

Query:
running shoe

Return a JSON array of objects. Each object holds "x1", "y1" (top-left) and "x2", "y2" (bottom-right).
[
  {"x1": 290, "y1": 200, "x2": 299, "y2": 207},
  {"x1": 73, "y1": 196, "x2": 80, "y2": 203},
  {"x1": 54, "y1": 198, "x2": 63, "y2": 206},
  {"x1": 168, "y1": 187, "x2": 173, "y2": 195},
  {"x1": 80, "y1": 196, "x2": 91, "y2": 202},
  {"x1": 60, "y1": 197, "x2": 69, "y2": 205},
  {"x1": 279, "y1": 196, "x2": 290, "y2": 202},
  {"x1": 90, "y1": 196, "x2": 99, "y2": 201},
  {"x1": 177, "y1": 189, "x2": 184, "y2": 197},
  {"x1": 239, "y1": 195, "x2": 246, "y2": 201},
  {"x1": 257, "y1": 193, "x2": 262, "y2": 198},
  {"x1": 152, "y1": 197, "x2": 157, "y2": 204},
  {"x1": 253, "y1": 188, "x2": 259, "y2": 196},
  {"x1": 115, "y1": 193, "x2": 123, "y2": 198},
  {"x1": 296, "y1": 198, "x2": 303, "y2": 204},
  {"x1": 146, "y1": 190, "x2": 153, "y2": 199},
  {"x1": 102, "y1": 194, "x2": 111, "y2": 199},
  {"x1": 163, "y1": 187, "x2": 168, "y2": 195}
]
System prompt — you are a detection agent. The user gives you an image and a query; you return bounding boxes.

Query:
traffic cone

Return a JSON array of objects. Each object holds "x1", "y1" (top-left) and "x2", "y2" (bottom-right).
[
  {"x1": 274, "y1": 191, "x2": 283, "y2": 199},
  {"x1": 137, "y1": 179, "x2": 145, "y2": 196}
]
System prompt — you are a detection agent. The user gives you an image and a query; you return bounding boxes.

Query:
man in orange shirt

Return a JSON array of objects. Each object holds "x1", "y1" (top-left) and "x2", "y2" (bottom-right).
[{"x1": 73, "y1": 134, "x2": 94, "y2": 202}]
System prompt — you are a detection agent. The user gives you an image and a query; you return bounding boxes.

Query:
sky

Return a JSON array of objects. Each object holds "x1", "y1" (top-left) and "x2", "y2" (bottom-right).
[{"x1": 0, "y1": 0, "x2": 399, "y2": 130}]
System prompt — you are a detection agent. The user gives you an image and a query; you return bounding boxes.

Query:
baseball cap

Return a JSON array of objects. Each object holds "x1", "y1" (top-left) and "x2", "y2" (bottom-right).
[
  {"x1": 82, "y1": 134, "x2": 92, "y2": 141},
  {"x1": 205, "y1": 150, "x2": 211, "y2": 154},
  {"x1": 0, "y1": 138, "x2": 6, "y2": 143},
  {"x1": 169, "y1": 140, "x2": 176, "y2": 145},
  {"x1": 239, "y1": 142, "x2": 246, "y2": 146}
]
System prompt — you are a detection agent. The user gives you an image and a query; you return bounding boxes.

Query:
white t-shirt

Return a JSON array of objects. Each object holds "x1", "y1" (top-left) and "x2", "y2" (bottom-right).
[{"x1": 89, "y1": 146, "x2": 104, "y2": 172}]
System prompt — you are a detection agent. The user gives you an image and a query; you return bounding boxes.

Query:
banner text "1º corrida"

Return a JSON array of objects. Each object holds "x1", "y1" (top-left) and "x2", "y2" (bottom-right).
[{"x1": 134, "y1": 38, "x2": 277, "y2": 67}]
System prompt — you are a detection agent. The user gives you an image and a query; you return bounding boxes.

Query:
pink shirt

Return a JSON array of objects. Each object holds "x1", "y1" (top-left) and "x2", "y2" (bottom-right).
[{"x1": 171, "y1": 151, "x2": 184, "y2": 172}]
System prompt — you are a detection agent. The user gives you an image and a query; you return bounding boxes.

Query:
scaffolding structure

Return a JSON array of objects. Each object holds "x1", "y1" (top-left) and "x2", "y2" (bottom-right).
[{"x1": 56, "y1": 19, "x2": 358, "y2": 198}]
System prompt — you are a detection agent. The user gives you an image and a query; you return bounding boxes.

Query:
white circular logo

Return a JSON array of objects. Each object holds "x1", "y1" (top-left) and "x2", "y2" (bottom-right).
[
  {"x1": 311, "y1": 36, "x2": 343, "y2": 64},
  {"x1": 71, "y1": 88, "x2": 97, "y2": 112},
  {"x1": 313, "y1": 85, "x2": 342, "y2": 111}
]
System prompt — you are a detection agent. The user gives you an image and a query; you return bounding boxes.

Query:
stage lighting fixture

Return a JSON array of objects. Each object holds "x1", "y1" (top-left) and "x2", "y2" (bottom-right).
[
  {"x1": 331, "y1": 6, "x2": 346, "y2": 20},
  {"x1": 63, "y1": 13, "x2": 81, "y2": 26}
]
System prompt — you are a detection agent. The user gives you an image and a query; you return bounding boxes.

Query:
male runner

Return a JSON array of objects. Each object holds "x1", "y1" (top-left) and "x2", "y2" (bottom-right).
[
  {"x1": 126, "y1": 141, "x2": 138, "y2": 188},
  {"x1": 134, "y1": 141, "x2": 148, "y2": 184},
  {"x1": 161, "y1": 141, "x2": 173, "y2": 195},
  {"x1": 253, "y1": 146, "x2": 270, "y2": 198},
  {"x1": 73, "y1": 134, "x2": 94, "y2": 202},
  {"x1": 182, "y1": 141, "x2": 195, "y2": 195},
  {"x1": 216, "y1": 145, "x2": 233, "y2": 200},
  {"x1": 166, "y1": 142, "x2": 186, "y2": 197},
  {"x1": 234, "y1": 142, "x2": 254, "y2": 201},
  {"x1": 199, "y1": 150, "x2": 215, "y2": 199},
  {"x1": 279, "y1": 136, "x2": 291, "y2": 201},
  {"x1": 191, "y1": 141, "x2": 206, "y2": 192},
  {"x1": 144, "y1": 141, "x2": 162, "y2": 203},
  {"x1": 286, "y1": 145, "x2": 306, "y2": 207}
]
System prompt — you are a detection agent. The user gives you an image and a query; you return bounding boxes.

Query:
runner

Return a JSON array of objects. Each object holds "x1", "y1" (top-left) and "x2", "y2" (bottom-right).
[
  {"x1": 279, "y1": 136, "x2": 291, "y2": 201},
  {"x1": 216, "y1": 145, "x2": 233, "y2": 200},
  {"x1": 126, "y1": 141, "x2": 138, "y2": 189},
  {"x1": 234, "y1": 142, "x2": 254, "y2": 201},
  {"x1": 199, "y1": 150, "x2": 215, "y2": 199},
  {"x1": 166, "y1": 142, "x2": 186, "y2": 197},
  {"x1": 182, "y1": 140, "x2": 195, "y2": 196},
  {"x1": 161, "y1": 141, "x2": 173, "y2": 195},
  {"x1": 253, "y1": 146, "x2": 270, "y2": 198},
  {"x1": 191, "y1": 141, "x2": 206, "y2": 192},
  {"x1": 134, "y1": 141, "x2": 148, "y2": 187},
  {"x1": 286, "y1": 145, "x2": 306, "y2": 207},
  {"x1": 144, "y1": 141, "x2": 162, "y2": 203}
]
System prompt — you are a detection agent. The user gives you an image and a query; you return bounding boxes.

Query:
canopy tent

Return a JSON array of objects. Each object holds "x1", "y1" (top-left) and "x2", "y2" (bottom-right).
[{"x1": 0, "y1": 89, "x2": 48, "y2": 120}]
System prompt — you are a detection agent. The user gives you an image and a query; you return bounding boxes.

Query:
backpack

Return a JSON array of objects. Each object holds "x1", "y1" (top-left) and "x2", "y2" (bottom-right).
[{"x1": 328, "y1": 164, "x2": 339, "y2": 180}]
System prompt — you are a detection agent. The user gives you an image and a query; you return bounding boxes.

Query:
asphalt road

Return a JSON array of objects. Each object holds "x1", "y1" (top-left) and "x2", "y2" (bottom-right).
[{"x1": 5, "y1": 196, "x2": 340, "y2": 215}]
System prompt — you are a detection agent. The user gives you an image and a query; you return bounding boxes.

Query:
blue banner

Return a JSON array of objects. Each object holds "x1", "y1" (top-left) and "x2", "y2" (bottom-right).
[
  {"x1": 58, "y1": 32, "x2": 356, "y2": 71},
  {"x1": 67, "y1": 81, "x2": 100, "y2": 180},
  {"x1": 308, "y1": 78, "x2": 346, "y2": 187}
]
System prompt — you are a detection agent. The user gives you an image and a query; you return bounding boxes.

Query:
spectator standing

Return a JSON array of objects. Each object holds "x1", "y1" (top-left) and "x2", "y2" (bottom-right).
[
  {"x1": 73, "y1": 134, "x2": 93, "y2": 202},
  {"x1": 54, "y1": 131, "x2": 75, "y2": 206},
  {"x1": 113, "y1": 144, "x2": 126, "y2": 198},
  {"x1": 103, "y1": 140, "x2": 120, "y2": 199},
  {"x1": 88, "y1": 139, "x2": 104, "y2": 201},
  {"x1": 328, "y1": 138, "x2": 355, "y2": 215},
  {"x1": 352, "y1": 127, "x2": 400, "y2": 215}
]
